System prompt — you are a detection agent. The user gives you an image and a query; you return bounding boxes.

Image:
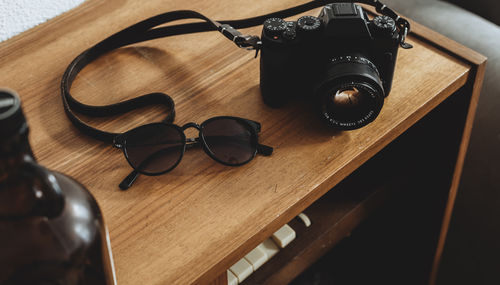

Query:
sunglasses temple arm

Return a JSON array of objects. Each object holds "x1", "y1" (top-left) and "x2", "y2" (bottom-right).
[
  {"x1": 242, "y1": 120, "x2": 273, "y2": 155},
  {"x1": 257, "y1": 144, "x2": 273, "y2": 156},
  {"x1": 119, "y1": 170, "x2": 140, "y2": 190}
]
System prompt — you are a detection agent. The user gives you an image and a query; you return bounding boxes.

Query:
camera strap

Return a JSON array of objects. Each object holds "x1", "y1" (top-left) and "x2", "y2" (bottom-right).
[{"x1": 61, "y1": 0, "x2": 412, "y2": 143}]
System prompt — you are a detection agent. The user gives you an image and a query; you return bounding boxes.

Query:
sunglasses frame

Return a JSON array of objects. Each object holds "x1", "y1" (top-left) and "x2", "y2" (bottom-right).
[{"x1": 113, "y1": 116, "x2": 267, "y2": 177}]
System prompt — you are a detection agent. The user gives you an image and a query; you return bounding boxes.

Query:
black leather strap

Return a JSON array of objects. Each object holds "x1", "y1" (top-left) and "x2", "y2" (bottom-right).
[{"x1": 61, "y1": 0, "x2": 411, "y2": 143}]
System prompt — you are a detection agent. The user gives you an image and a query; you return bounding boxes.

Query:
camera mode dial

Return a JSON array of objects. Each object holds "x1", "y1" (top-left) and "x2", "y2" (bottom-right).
[
  {"x1": 372, "y1": 15, "x2": 396, "y2": 35},
  {"x1": 263, "y1": 18, "x2": 287, "y2": 37},
  {"x1": 297, "y1": 16, "x2": 321, "y2": 32}
]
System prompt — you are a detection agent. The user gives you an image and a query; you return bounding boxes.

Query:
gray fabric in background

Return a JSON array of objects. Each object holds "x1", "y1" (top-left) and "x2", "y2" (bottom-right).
[
  {"x1": 449, "y1": 0, "x2": 500, "y2": 26},
  {"x1": 379, "y1": 0, "x2": 500, "y2": 284}
]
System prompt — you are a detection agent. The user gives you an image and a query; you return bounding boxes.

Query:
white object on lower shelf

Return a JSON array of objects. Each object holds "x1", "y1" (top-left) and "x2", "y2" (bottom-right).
[
  {"x1": 229, "y1": 258, "x2": 253, "y2": 283},
  {"x1": 258, "y1": 238, "x2": 280, "y2": 259},
  {"x1": 225, "y1": 219, "x2": 304, "y2": 282},
  {"x1": 227, "y1": 270, "x2": 238, "y2": 285},
  {"x1": 297, "y1": 212, "x2": 312, "y2": 227},
  {"x1": 272, "y1": 224, "x2": 296, "y2": 248},
  {"x1": 244, "y1": 246, "x2": 268, "y2": 271}
]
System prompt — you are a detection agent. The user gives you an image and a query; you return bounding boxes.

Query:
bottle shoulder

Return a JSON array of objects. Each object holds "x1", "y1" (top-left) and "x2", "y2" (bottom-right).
[{"x1": 0, "y1": 166, "x2": 105, "y2": 262}]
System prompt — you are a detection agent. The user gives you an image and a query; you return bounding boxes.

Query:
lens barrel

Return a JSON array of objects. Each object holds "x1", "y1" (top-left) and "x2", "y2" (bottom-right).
[{"x1": 315, "y1": 55, "x2": 385, "y2": 130}]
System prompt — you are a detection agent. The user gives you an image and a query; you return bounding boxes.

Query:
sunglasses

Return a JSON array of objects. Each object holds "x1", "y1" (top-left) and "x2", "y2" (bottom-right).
[{"x1": 113, "y1": 116, "x2": 273, "y2": 190}]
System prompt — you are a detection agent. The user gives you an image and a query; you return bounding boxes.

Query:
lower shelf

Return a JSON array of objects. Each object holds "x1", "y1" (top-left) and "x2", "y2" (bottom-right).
[{"x1": 241, "y1": 166, "x2": 405, "y2": 285}]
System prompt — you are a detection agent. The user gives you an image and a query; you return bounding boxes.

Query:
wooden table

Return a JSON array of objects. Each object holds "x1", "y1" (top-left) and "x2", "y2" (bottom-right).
[{"x1": 0, "y1": 1, "x2": 486, "y2": 284}]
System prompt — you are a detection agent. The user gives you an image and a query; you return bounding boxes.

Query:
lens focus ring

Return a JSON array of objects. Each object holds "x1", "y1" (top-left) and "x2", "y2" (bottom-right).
[{"x1": 330, "y1": 56, "x2": 381, "y2": 78}]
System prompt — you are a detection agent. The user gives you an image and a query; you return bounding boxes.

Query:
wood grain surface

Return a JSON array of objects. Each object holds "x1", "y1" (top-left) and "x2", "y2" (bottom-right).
[{"x1": 0, "y1": 1, "x2": 474, "y2": 284}]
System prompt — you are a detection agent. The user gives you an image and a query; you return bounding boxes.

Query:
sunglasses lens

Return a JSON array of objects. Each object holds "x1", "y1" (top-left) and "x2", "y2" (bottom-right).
[
  {"x1": 124, "y1": 124, "x2": 184, "y2": 174},
  {"x1": 202, "y1": 118, "x2": 256, "y2": 165}
]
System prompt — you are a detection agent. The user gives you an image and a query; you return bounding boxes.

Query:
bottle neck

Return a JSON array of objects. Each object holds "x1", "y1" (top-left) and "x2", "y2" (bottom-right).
[
  {"x1": 0, "y1": 131, "x2": 35, "y2": 181},
  {"x1": 0, "y1": 130, "x2": 41, "y2": 218}
]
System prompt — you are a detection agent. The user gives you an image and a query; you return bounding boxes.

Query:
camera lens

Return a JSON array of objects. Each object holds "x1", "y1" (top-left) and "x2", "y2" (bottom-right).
[
  {"x1": 316, "y1": 55, "x2": 384, "y2": 130},
  {"x1": 332, "y1": 87, "x2": 364, "y2": 109}
]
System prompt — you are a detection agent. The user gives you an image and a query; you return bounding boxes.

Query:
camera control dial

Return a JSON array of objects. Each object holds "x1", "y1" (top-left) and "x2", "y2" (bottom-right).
[
  {"x1": 372, "y1": 16, "x2": 397, "y2": 35},
  {"x1": 283, "y1": 28, "x2": 297, "y2": 40},
  {"x1": 263, "y1": 18, "x2": 287, "y2": 37},
  {"x1": 297, "y1": 16, "x2": 321, "y2": 32}
]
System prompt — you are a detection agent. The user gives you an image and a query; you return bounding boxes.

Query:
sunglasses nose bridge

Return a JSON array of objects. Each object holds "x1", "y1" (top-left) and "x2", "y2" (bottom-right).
[{"x1": 181, "y1": 122, "x2": 201, "y2": 131}]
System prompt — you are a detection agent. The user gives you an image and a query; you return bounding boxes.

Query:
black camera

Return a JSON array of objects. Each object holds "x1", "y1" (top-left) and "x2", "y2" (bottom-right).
[{"x1": 260, "y1": 3, "x2": 408, "y2": 130}]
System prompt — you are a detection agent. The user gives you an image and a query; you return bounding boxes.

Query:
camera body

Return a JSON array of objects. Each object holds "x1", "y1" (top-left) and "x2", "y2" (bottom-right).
[{"x1": 260, "y1": 3, "x2": 402, "y2": 129}]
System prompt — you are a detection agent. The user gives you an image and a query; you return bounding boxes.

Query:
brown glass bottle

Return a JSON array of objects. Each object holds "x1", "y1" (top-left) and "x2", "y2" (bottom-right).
[{"x1": 0, "y1": 89, "x2": 116, "y2": 285}]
